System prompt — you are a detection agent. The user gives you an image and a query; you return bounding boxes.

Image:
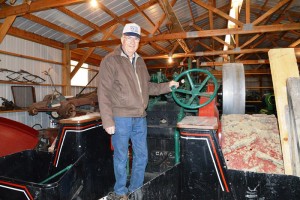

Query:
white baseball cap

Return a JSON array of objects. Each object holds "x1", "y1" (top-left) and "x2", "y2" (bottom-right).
[{"x1": 122, "y1": 23, "x2": 141, "y2": 38}]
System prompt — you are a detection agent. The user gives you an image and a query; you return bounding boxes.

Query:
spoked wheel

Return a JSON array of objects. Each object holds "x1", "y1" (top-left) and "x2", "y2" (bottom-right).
[{"x1": 171, "y1": 68, "x2": 218, "y2": 109}]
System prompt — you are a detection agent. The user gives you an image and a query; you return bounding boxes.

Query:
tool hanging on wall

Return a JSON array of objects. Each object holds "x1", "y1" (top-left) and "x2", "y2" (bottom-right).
[{"x1": 0, "y1": 68, "x2": 45, "y2": 84}]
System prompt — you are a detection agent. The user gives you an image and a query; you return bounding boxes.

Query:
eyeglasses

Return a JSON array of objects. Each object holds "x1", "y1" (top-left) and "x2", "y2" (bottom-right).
[{"x1": 124, "y1": 35, "x2": 140, "y2": 42}]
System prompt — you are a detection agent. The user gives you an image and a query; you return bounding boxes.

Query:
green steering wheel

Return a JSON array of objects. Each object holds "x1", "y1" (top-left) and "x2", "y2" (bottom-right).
[{"x1": 171, "y1": 68, "x2": 218, "y2": 109}]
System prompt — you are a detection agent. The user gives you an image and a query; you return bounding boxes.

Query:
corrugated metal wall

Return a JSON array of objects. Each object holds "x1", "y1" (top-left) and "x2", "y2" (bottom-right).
[{"x1": 0, "y1": 35, "x2": 99, "y2": 129}]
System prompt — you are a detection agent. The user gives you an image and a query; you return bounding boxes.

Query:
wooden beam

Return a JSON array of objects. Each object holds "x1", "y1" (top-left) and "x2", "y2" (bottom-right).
[
  {"x1": 197, "y1": 60, "x2": 270, "y2": 66},
  {"x1": 160, "y1": 0, "x2": 191, "y2": 53},
  {"x1": 192, "y1": 0, "x2": 244, "y2": 27},
  {"x1": 0, "y1": 49, "x2": 63, "y2": 65},
  {"x1": 58, "y1": 7, "x2": 119, "y2": 53},
  {"x1": 143, "y1": 48, "x2": 270, "y2": 59},
  {"x1": 147, "y1": 60, "x2": 271, "y2": 68},
  {"x1": 0, "y1": 15, "x2": 16, "y2": 43},
  {"x1": 208, "y1": 0, "x2": 214, "y2": 30},
  {"x1": 0, "y1": 0, "x2": 86, "y2": 18},
  {"x1": 245, "y1": 0, "x2": 251, "y2": 24},
  {"x1": 150, "y1": 42, "x2": 170, "y2": 53},
  {"x1": 6, "y1": 24, "x2": 64, "y2": 49},
  {"x1": 151, "y1": 0, "x2": 176, "y2": 34},
  {"x1": 250, "y1": 3, "x2": 299, "y2": 20},
  {"x1": 70, "y1": 47, "x2": 96, "y2": 79},
  {"x1": 289, "y1": 38, "x2": 300, "y2": 48},
  {"x1": 192, "y1": 24, "x2": 234, "y2": 49},
  {"x1": 72, "y1": 49, "x2": 103, "y2": 60},
  {"x1": 23, "y1": 14, "x2": 83, "y2": 40},
  {"x1": 183, "y1": 3, "x2": 231, "y2": 28},
  {"x1": 62, "y1": 44, "x2": 71, "y2": 96},
  {"x1": 57, "y1": 7, "x2": 100, "y2": 32},
  {"x1": 70, "y1": 24, "x2": 117, "y2": 78},
  {"x1": 128, "y1": 0, "x2": 155, "y2": 27},
  {"x1": 252, "y1": 0, "x2": 291, "y2": 25},
  {"x1": 72, "y1": 23, "x2": 300, "y2": 49},
  {"x1": 187, "y1": 0, "x2": 195, "y2": 23},
  {"x1": 70, "y1": 0, "x2": 157, "y2": 44},
  {"x1": 240, "y1": 34, "x2": 262, "y2": 49},
  {"x1": 235, "y1": 33, "x2": 263, "y2": 59},
  {"x1": 71, "y1": 52, "x2": 100, "y2": 66},
  {"x1": 97, "y1": 1, "x2": 121, "y2": 21},
  {"x1": 197, "y1": 40, "x2": 214, "y2": 51},
  {"x1": 268, "y1": 48, "x2": 299, "y2": 175}
]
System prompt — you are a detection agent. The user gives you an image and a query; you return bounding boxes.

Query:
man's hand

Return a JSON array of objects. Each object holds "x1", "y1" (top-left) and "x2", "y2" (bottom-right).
[
  {"x1": 169, "y1": 80, "x2": 179, "y2": 89},
  {"x1": 105, "y1": 126, "x2": 115, "y2": 135}
]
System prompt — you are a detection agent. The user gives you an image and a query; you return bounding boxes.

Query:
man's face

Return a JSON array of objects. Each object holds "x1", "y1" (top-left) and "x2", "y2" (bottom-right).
[{"x1": 121, "y1": 35, "x2": 140, "y2": 57}]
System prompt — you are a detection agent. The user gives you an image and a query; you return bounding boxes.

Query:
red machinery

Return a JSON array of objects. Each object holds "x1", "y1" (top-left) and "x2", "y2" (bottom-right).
[{"x1": 0, "y1": 117, "x2": 38, "y2": 157}]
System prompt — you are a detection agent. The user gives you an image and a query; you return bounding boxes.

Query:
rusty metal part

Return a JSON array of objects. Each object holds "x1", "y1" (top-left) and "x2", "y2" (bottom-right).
[
  {"x1": 28, "y1": 106, "x2": 38, "y2": 115},
  {"x1": 58, "y1": 103, "x2": 76, "y2": 119}
]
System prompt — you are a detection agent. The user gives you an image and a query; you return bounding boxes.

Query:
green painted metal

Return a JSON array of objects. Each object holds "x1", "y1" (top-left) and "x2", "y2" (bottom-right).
[
  {"x1": 39, "y1": 164, "x2": 73, "y2": 184},
  {"x1": 175, "y1": 107, "x2": 185, "y2": 164},
  {"x1": 171, "y1": 68, "x2": 218, "y2": 109},
  {"x1": 259, "y1": 93, "x2": 276, "y2": 114}
]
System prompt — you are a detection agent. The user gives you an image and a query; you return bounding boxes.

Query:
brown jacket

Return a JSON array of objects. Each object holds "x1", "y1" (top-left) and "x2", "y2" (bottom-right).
[{"x1": 98, "y1": 45, "x2": 171, "y2": 129}]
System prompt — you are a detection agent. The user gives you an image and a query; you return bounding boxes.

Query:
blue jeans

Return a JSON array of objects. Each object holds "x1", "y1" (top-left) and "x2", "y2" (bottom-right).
[{"x1": 112, "y1": 117, "x2": 148, "y2": 195}]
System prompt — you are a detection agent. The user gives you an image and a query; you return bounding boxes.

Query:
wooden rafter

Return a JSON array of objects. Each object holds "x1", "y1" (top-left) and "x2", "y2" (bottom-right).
[
  {"x1": 208, "y1": 0, "x2": 215, "y2": 30},
  {"x1": 0, "y1": 15, "x2": 16, "y2": 43},
  {"x1": 70, "y1": 47, "x2": 96, "y2": 79},
  {"x1": 0, "y1": 0, "x2": 85, "y2": 18},
  {"x1": 182, "y1": 3, "x2": 231, "y2": 27},
  {"x1": 235, "y1": 34, "x2": 263, "y2": 59},
  {"x1": 150, "y1": 42, "x2": 170, "y2": 53},
  {"x1": 187, "y1": 0, "x2": 195, "y2": 24},
  {"x1": 245, "y1": 0, "x2": 251, "y2": 24},
  {"x1": 152, "y1": 0, "x2": 177, "y2": 35},
  {"x1": 237, "y1": 8, "x2": 291, "y2": 60},
  {"x1": 159, "y1": 0, "x2": 191, "y2": 53},
  {"x1": 5, "y1": 23, "x2": 64, "y2": 49},
  {"x1": 72, "y1": 23, "x2": 300, "y2": 49},
  {"x1": 70, "y1": 24, "x2": 118, "y2": 79},
  {"x1": 144, "y1": 48, "x2": 299, "y2": 61},
  {"x1": 143, "y1": 48, "x2": 271, "y2": 59},
  {"x1": 289, "y1": 38, "x2": 300, "y2": 48},
  {"x1": 97, "y1": 1, "x2": 121, "y2": 21},
  {"x1": 57, "y1": 7, "x2": 102, "y2": 32},
  {"x1": 57, "y1": 6, "x2": 116, "y2": 53},
  {"x1": 192, "y1": 0, "x2": 244, "y2": 27},
  {"x1": 128, "y1": 0, "x2": 155, "y2": 27},
  {"x1": 150, "y1": 0, "x2": 176, "y2": 51},
  {"x1": 70, "y1": 0, "x2": 157, "y2": 44},
  {"x1": 252, "y1": 0, "x2": 291, "y2": 25},
  {"x1": 23, "y1": 14, "x2": 83, "y2": 40},
  {"x1": 197, "y1": 40, "x2": 214, "y2": 51},
  {"x1": 192, "y1": 24, "x2": 234, "y2": 49}
]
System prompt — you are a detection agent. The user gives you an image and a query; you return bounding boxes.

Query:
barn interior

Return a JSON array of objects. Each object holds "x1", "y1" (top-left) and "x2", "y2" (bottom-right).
[{"x1": 0, "y1": 0, "x2": 300, "y2": 200}]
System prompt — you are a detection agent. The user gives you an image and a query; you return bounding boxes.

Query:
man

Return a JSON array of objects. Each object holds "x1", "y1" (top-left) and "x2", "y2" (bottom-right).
[{"x1": 98, "y1": 23, "x2": 179, "y2": 200}]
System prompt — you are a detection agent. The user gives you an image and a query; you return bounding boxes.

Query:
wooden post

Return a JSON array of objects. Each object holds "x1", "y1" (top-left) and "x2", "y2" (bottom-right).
[
  {"x1": 268, "y1": 48, "x2": 299, "y2": 175},
  {"x1": 62, "y1": 43, "x2": 71, "y2": 96}
]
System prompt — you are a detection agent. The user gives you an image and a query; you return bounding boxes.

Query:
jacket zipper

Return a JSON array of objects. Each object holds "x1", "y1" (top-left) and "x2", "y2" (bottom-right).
[{"x1": 133, "y1": 59, "x2": 144, "y2": 115}]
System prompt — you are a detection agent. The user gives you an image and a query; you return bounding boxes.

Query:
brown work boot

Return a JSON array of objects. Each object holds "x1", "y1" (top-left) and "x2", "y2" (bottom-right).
[{"x1": 106, "y1": 192, "x2": 128, "y2": 200}]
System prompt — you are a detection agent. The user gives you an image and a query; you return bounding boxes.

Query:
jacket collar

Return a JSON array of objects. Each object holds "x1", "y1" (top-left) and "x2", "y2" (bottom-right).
[{"x1": 114, "y1": 45, "x2": 140, "y2": 60}]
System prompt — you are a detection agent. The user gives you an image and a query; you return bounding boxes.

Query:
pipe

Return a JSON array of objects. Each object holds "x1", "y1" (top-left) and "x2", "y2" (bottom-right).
[
  {"x1": 39, "y1": 164, "x2": 73, "y2": 184},
  {"x1": 175, "y1": 107, "x2": 185, "y2": 164}
]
